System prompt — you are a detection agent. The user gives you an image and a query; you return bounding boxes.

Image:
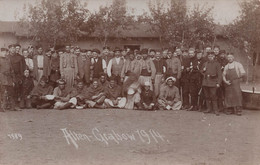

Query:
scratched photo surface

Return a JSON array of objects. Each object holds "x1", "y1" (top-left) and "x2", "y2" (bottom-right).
[{"x1": 1, "y1": 0, "x2": 260, "y2": 165}]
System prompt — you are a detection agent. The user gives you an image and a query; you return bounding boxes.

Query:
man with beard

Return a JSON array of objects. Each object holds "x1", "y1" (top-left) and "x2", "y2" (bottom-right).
[
  {"x1": 107, "y1": 47, "x2": 125, "y2": 85},
  {"x1": 60, "y1": 45, "x2": 78, "y2": 87},
  {"x1": 149, "y1": 49, "x2": 156, "y2": 60},
  {"x1": 104, "y1": 76, "x2": 126, "y2": 108},
  {"x1": 223, "y1": 54, "x2": 245, "y2": 116},
  {"x1": 158, "y1": 77, "x2": 182, "y2": 110}
]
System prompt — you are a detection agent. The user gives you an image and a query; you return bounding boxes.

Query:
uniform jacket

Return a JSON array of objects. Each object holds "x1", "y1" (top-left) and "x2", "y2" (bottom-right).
[
  {"x1": 201, "y1": 60, "x2": 222, "y2": 87},
  {"x1": 0, "y1": 56, "x2": 15, "y2": 86}
]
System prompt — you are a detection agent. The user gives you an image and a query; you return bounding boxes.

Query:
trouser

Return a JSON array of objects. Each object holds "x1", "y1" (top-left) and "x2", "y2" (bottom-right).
[
  {"x1": 85, "y1": 96, "x2": 106, "y2": 108},
  {"x1": 217, "y1": 85, "x2": 225, "y2": 110},
  {"x1": 104, "y1": 97, "x2": 126, "y2": 108},
  {"x1": 19, "y1": 96, "x2": 32, "y2": 108},
  {"x1": 203, "y1": 86, "x2": 218, "y2": 112},
  {"x1": 31, "y1": 96, "x2": 55, "y2": 108},
  {"x1": 113, "y1": 75, "x2": 122, "y2": 85},
  {"x1": 154, "y1": 74, "x2": 163, "y2": 97},
  {"x1": 0, "y1": 85, "x2": 16, "y2": 110},
  {"x1": 157, "y1": 99, "x2": 182, "y2": 110},
  {"x1": 182, "y1": 82, "x2": 200, "y2": 106},
  {"x1": 13, "y1": 82, "x2": 23, "y2": 104}
]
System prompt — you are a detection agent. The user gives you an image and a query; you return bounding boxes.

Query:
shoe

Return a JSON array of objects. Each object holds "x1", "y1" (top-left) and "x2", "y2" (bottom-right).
[
  {"x1": 203, "y1": 109, "x2": 211, "y2": 113},
  {"x1": 190, "y1": 106, "x2": 198, "y2": 111}
]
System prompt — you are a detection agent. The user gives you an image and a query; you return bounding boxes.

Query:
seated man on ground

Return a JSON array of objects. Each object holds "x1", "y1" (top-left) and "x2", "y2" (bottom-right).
[
  {"x1": 158, "y1": 77, "x2": 182, "y2": 110},
  {"x1": 29, "y1": 76, "x2": 54, "y2": 109},
  {"x1": 123, "y1": 73, "x2": 142, "y2": 109},
  {"x1": 53, "y1": 79, "x2": 76, "y2": 110},
  {"x1": 104, "y1": 76, "x2": 126, "y2": 108},
  {"x1": 70, "y1": 80, "x2": 88, "y2": 109},
  {"x1": 84, "y1": 78, "x2": 106, "y2": 108},
  {"x1": 140, "y1": 81, "x2": 156, "y2": 110}
]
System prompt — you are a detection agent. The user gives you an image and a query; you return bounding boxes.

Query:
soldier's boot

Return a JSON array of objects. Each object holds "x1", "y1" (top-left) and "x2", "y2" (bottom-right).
[
  {"x1": 225, "y1": 108, "x2": 232, "y2": 115},
  {"x1": 218, "y1": 99, "x2": 224, "y2": 112},
  {"x1": 203, "y1": 100, "x2": 212, "y2": 113},
  {"x1": 212, "y1": 101, "x2": 219, "y2": 116},
  {"x1": 236, "y1": 106, "x2": 242, "y2": 116}
]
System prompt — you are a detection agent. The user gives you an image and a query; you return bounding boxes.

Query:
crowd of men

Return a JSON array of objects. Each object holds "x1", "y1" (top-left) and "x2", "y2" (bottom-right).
[{"x1": 0, "y1": 43, "x2": 246, "y2": 116}]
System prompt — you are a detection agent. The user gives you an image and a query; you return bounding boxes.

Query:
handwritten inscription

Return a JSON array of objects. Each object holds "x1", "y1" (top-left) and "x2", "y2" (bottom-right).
[
  {"x1": 61, "y1": 128, "x2": 168, "y2": 149},
  {"x1": 7, "y1": 133, "x2": 22, "y2": 140}
]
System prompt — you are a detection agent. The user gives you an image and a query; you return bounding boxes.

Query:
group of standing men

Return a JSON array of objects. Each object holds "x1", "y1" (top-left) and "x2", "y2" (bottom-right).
[{"x1": 0, "y1": 43, "x2": 245, "y2": 116}]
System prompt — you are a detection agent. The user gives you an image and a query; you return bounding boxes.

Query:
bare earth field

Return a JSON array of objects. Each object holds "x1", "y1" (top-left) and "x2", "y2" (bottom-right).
[{"x1": 0, "y1": 109, "x2": 260, "y2": 165}]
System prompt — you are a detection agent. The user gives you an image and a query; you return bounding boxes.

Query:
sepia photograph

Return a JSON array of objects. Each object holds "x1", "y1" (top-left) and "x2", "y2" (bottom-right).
[{"x1": 0, "y1": 0, "x2": 260, "y2": 164}]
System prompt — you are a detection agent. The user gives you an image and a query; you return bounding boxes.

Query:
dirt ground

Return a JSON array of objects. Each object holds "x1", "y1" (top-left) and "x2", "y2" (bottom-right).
[{"x1": 0, "y1": 108, "x2": 260, "y2": 165}]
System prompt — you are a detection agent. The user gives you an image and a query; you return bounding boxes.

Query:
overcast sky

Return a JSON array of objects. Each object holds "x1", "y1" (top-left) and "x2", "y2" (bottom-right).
[{"x1": 0, "y1": 0, "x2": 242, "y2": 25}]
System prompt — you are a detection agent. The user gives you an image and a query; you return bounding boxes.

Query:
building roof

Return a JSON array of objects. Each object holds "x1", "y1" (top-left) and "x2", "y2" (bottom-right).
[{"x1": 0, "y1": 21, "x2": 224, "y2": 38}]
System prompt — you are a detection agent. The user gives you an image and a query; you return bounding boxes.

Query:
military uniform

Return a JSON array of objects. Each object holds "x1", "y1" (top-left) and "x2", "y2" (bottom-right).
[
  {"x1": 201, "y1": 60, "x2": 222, "y2": 115},
  {"x1": 181, "y1": 56, "x2": 202, "y2": 110},
  {"x1": 9, "y1": 53, "x2": 26, "y2": 103},
  {"x1": 0, "y1": 55, "x2": 16, "y2": 111}
]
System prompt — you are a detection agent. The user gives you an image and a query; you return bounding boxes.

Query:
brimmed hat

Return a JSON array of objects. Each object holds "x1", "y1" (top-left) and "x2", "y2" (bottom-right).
[{"x1": 165, "y1": 76, "x2": 176, "y2": 82}]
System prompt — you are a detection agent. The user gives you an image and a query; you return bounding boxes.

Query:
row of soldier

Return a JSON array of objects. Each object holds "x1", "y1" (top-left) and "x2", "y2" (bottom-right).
[{"x1": 0, "y1": 44, "x2": 246, "y2": 115}]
